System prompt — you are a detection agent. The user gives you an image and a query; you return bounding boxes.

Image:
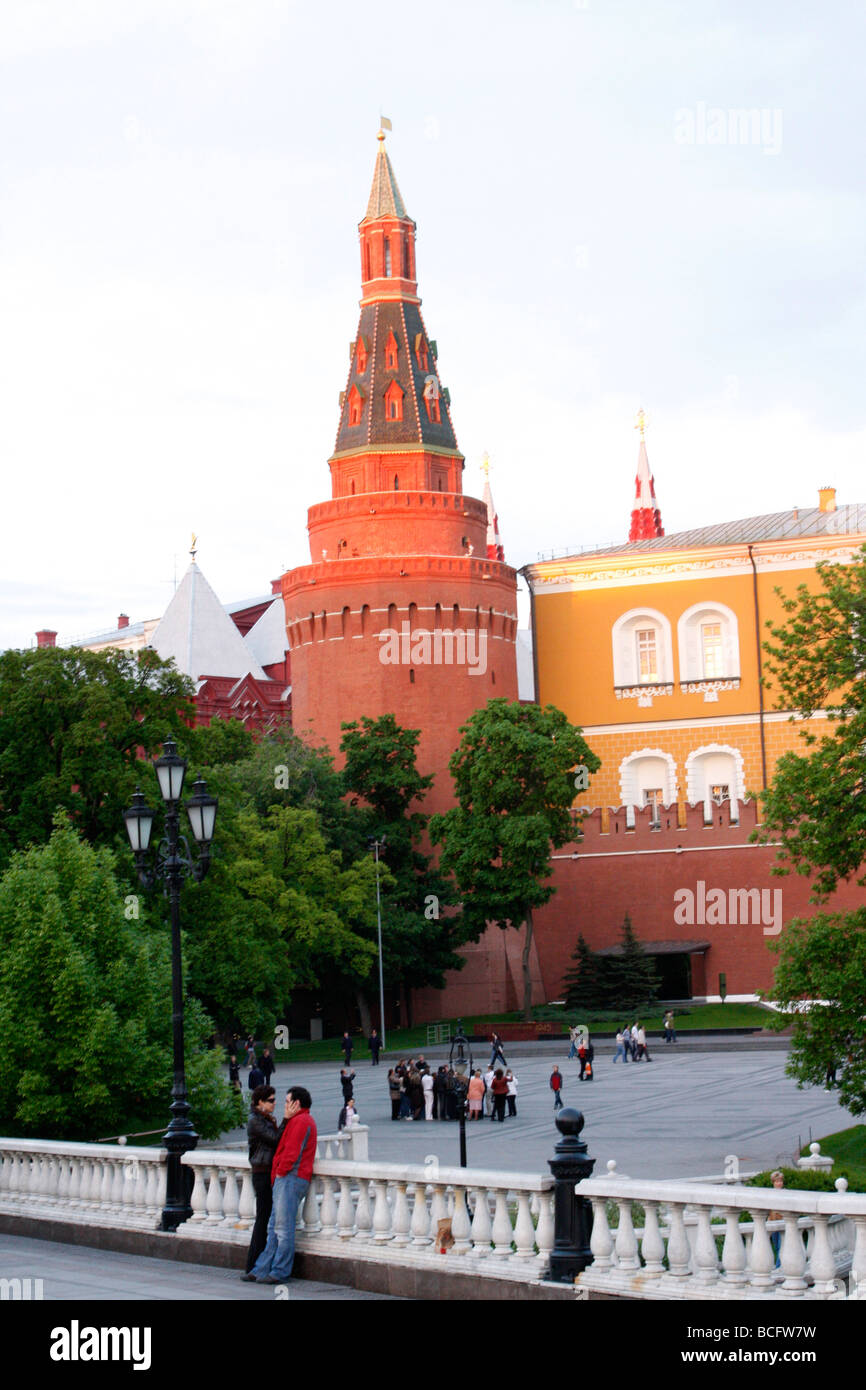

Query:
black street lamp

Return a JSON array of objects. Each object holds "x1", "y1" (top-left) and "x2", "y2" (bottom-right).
[
  {"x1": 123, "y1": 735, "x2": 218, "y2": 1232},
  {"x1": 448, "y1": 1020, "x2": 474, "y2": 1168}
]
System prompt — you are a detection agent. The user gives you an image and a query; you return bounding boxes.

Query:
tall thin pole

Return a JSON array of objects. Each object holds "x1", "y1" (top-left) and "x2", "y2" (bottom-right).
[
  {"x1": 374, "y1": 839, "x2": 387, "y2": 1051},
  {"x1": 161, "y1": 800, "x2": 197, "y2": 1230}
]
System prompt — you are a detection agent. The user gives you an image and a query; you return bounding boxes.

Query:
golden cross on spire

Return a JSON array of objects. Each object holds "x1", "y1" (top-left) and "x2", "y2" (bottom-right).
[
  {"x1": 635, "y1": 408, "x2": 648, "y2": 439},
  {"x1": 190, "y1": 532, "x2": 198, "y2": 561},
  {"x1": 481, "y1": 451, "x2": 490, "y2": 476}
]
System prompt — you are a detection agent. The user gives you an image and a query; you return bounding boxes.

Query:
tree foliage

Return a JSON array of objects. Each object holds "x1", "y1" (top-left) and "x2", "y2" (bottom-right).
[
  {"x1": 754, "y1": 545, "x2": 866, "y2": 899},
  {"x1": 764, "y1": 909, "x2": 866, "y2": 1116},
  {"x1": 0, "y1": 817, "x2": 241, "y2": 1140},
  {"x1": 340, "y1": 715, "x2": 465, "y2": 1019},
  {"x1": 430, "y1": 699, "x2": 600, "y2": 1018},
  {"x1": 562, "y1": 917, "x2": 660, "y2": 1013},
  {"x1": 754, "y1": 545, "x2": 866, "y2": 1114},
  {"x1": 0, "y1": 645, "x2": 195, "y2": 872},
  {"x1": 562, "y1": 934, "x2": 599, "y2": 1011}
]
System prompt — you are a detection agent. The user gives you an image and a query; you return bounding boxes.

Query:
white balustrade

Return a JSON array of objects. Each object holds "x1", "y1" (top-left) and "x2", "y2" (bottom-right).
[
  {"x1": 574, "y1": 1174, "x2": 866, "y2": 1300},
  {"x1": 0, "y1": 1139, "x2": 167, "y2": 1229}
]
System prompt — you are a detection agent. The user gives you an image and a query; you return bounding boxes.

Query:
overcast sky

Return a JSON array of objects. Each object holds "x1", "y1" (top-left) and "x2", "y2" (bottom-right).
[{"x1": 2, "y1": 0, "x2": 864, "y2": 649}]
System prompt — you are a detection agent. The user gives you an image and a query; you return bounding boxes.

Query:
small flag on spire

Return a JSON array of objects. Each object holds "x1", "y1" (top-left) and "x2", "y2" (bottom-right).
[{"x1": 379, "y1": 116, "x2": 392, "y2": 131}]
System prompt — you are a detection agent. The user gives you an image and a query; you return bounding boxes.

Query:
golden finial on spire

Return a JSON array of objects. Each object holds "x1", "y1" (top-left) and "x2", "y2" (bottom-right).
[
  {"x1": 378, "y1": 116, "x2": 392, "y2": 143},
  {"x1": 481, "y1": 451, "x2": 490, "y2": 477},
  {"x1": 190, "y1": 532, "x2": 198, "y2": 561},
  {"x1": 635, "y1": 408, "x2": 648, "y2": 439}
]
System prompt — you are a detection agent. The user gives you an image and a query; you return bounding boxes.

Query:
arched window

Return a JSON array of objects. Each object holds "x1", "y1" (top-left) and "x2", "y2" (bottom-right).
[
  {"x1": 347, "y1": 383, "x2": 364, "y2": 427},
  {"x1": 384, "y1": 330, "x2": 399, "y2": 371},
  {"x1": 611, "y1": 608, "x2": 674, "y2": 687},
  {"x1": 384, "y1": 238, "x2": 392, "y2": 276},
  {"x1": 619, "y1": 749, "x2": 678, "y2": 818},
  {"x1": 384, "y1": 379, "x2": 404, "y2": 422},
  {"x1": 686, "y1": 744, "x2": 746, "y2": 823},
  {"x1": 678, "y1": 602, "x2": 741, "y2": 682}
]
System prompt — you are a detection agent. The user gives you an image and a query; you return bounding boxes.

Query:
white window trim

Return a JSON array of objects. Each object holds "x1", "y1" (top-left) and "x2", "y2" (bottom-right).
[
  {"x1": 618, "y1": 748, "x2": 679, "y2": 809},
  {"x1": 685, "y1": 743, "x2": 746, "y2": 807},
  {"x1": 677, "y1": 601, "x2": 741, "y2": 682},
  {"x1": 612, "y1": 607, "x2": 674, "y2": 688}
]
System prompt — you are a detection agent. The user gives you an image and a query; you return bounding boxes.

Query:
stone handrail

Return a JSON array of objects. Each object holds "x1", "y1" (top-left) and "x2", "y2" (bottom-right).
[
  {"x1": 0, "y1": 1138, "x2": 167, "y2": 1229},
  {"x1": 181, "y1": 1149, "x2": 555, "y2": 1282},
  {"x1": 575, "y1": 1174, "x2": 866, "y2": 1300}
]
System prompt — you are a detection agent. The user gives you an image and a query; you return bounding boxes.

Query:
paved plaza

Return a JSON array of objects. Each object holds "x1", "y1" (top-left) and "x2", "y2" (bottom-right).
[
  {"x1": 0, "y1": 1234, "x2": 399, "y2": 1301},
  {"x1": 219, "y1": 1042, "x2": 855, "y2": 1181}
]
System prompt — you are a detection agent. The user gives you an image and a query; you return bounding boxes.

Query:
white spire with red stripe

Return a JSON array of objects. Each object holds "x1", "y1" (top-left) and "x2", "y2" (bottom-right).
[
  {"x1": 481, "y1": 453, "x2": 505, "y2": 561},
  {"x1": 629, "y1": 409, "x2": 664, "y2": 541}
]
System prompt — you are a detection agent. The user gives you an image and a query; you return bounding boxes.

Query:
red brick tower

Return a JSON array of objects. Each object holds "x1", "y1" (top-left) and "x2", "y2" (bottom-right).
[{"x1": 282, "y1": 132, "x2": 518, "y2": 812}]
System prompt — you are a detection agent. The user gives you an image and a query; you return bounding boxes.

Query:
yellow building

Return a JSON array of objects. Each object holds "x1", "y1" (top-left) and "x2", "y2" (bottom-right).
[{"x1": 524, "y1": 484, "x2": 866, "y2": 822}]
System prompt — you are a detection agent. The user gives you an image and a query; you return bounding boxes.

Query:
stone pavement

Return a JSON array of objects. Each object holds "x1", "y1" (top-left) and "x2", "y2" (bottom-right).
[
  {"x1": 218, "y1": 1044, "x2": 854, "y2": 1181},
  {"x1": 0, "y1": 1233, "x2": 400, "y2": 1300}
]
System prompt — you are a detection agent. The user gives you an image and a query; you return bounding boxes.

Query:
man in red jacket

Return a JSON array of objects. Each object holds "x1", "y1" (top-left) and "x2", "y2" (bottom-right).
[
  {"x1": 244, "y1": 1086, "x2": 317, "y2": 1284},
  {"x1": 550, "y1": 1065, "x2": 564, "y2": 1110}
]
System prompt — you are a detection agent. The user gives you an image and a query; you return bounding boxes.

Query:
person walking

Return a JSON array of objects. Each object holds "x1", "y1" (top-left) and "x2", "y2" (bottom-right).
[
  {"x1": 245, "y1": 1035, "x2": 257, "y2": 1068},
  {"x1": 248, "y1": 1060, "x2": 265, "y2": 1091},
  {"x1": 243, "y1": 1086, "x2": 317, "y2": 1285},
  {"x1": 489, "y1": 1032, "x2": 508, "y2": 1069},
  {"x1": 491, "y1": 1068, "x2": 509, "y2": 1122},
  {"x1": 550, "y1": 1065, "x2": 564, "y2": 1110},
  {"x1": 368, "y1": 1028, "x2": 382, "y2": 1066},
  {"x1": 244, "y1": 1084, "x2": 279, "y2": 1275},
  {"x1": 636, "y1": 1024, "x2": 652, "y2": 1061},
  {"x1": 613, "y1": 1031, "x2": 627, "y2": 1064},
  {"x1": 505, "y1": 1069, "x2": 518, "y2": 1117},
  {"x1": 260, "y1": 1047, "x2": 275, "y2": 1084},
  {"x1": 422, "y1": 1067, "x2": 434, "y2": 1120},
  {"x1": 567, "y1": 1025, "x2": 581, "y2": 1061},
  {"x1": 341, "y1": 1031, "x2": 353, "y2": 1066},
  {"x1": 664, "y1": 1011, "x2": 677, "y2": 1044},
  {"x1": 228, "y1": 1054, "x2": 241, "y2": 1091}
]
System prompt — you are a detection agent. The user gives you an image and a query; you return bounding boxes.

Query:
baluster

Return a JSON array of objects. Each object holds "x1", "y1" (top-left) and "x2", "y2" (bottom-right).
[
  {"x1": 82, "y1": 1156, "x2": 100, "y2": 1209},
  {"x1": 720, "y1": 1207, "x2": 747, "y2": 1286},
  {"x1": 301, "y1": 1176, "x2": 321, "y2": 1232},
  {"x1": 808, "y1": 1215, "x2": 836, "y2": 1297},
  {"x1": 470, "y1": 1187, "x2": 492, "y2": 1257},
  {"x1": 450, "y1": 1185, "x2": 472, "y2": 1256},
  {"x1": 336, "y1": 1177, "x2": 355, "y2": 1239},
  {"x1": 222, "y1": 1168, "x2": 240, "y2": 1227},
  {"x1": 665, "y1": 1203, "x2": 691, "y2": 1279},
  {"x1": 850, "y1": 1216, "x2": 866, "y2": 1299},
  {"x1": 56, "y1": 1154, "x2": 71, "y2": 1207},
  {"x1": 355, "y1": 1178, "x2": 373, "y2": 1242},
  {"x1": 67, "y1": 1155, "x2": 82, "y2": 1209},
  {"x1": 614, "y1": 1198, "x2": 640, "y2": 1271},
  {"x1": 513, "y1": 1191, "x2": 535, "y2": 1261},
  {"x1": 392, "y1": 1182, "x2": 411, "y2": 1247},
  {"x1": 640, "y1": 1201, "x2": 665, "y2": 1277},
  {"x1": 692, "y1": 1206, "x2": 719, "y2": 1284},
  {"x1": 372, "y1": 1180, "x2": 392, "y2": 1243},
  {"x1": 588, "y1": 1196, "x2": 614, "y2": 1271},
  {"x1": 490, "y1": 1189, "x2": 512, "y2": 1258},
  {"x1": 238, "y1": 1171, "x2": 255, "y2": 1229},
  {"x1": 99, "y1": 1159, "x2": 113, "y2": 1212},
  {"x1": 748, "y1": 1211, "x2": 774, "y2": 1288},
  {"x1": 110, "y1": 1158, "x2": 125, "y2": 1212},
  {"x1": 428, "y1": 1184, "x2": 448, "y2": 1246},
  {"x1": 131, "y1": 1159, "x2": 149, "y2": 1223},
  {"x1": 779, "y1": 1215, "x2": 808, "y2": 1295},
  {"x1": 144, "y1": 1160, "x2": 160, "y2": 1220},
  {"x1": 205, "y1": 1165, "x2": 223, "y2": 1223},
  {"x1": 410, "y1": 1183, "x2": 430, "y2": 1246},
  {"x1": 320, "y1": 1177, "x2": 339, "y2": 1236},
  {"x1": 189, "y1": 1164, "x2": 208, "y2": 1221},
  {"x1": 535, "y1": 1190, "x2": 555, "y2": 1271}
]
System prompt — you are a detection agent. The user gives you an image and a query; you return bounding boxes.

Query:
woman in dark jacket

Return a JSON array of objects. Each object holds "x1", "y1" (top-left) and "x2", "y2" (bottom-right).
[{"x1": 244, "y1": 1084, "x2": 279, "y2": 1274}]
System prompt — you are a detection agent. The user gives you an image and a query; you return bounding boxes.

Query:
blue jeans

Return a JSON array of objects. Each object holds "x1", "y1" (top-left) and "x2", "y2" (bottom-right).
[
  {"x1": 251, "y1": 1174, "x2": 309, "y2": 1282},
  {"x1": 553, "y1": 1091, "x2": 563, "y2": 1109}
]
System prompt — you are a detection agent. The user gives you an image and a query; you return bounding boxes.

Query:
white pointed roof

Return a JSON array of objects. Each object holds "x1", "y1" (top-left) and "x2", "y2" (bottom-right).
[
  {"x1": 151, "y1": 562, "x2": 266, "y2": 681},
  {"x1": 244, "y1": 596, "x2": 289, "y2": 668},
  {"x1": 634, "y1": 438, "x2": 658, "y2": 509}
]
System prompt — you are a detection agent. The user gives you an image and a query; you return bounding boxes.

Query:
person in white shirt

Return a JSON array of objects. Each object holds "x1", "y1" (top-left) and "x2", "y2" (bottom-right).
[
  {"x1": 505, "y1": 1069, "x2": 518, "y2": 1117},
  {"x1": 422, "y1": 1068, "x2": 434, "y2": 1120},
  {"x1": 636, "y1": 1025, "x2": 652, "y2": 1062},
  {"x1": 484, "y1": 1066, "x2": 495, "y2": 1117}
]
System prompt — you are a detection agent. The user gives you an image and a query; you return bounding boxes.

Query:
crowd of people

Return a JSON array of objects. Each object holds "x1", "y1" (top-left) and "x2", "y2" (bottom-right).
[{"x1": 381, "y1": 1055, "x2": 520, "y2": 1122}]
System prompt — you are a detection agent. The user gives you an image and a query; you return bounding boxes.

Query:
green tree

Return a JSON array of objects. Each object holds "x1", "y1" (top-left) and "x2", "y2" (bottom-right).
[
  {"x1": 562, "y1": 933, "x2": 600, "y2": 1011},
  {"x1": 0, "y1": 816, "x2": 241, "y2": 1140},
  {"x1": 753, "y1": 545, "x2": 866, "y2": 1112},
  {"x1": 603, "y1": 913, "x2": 660, "y2": 1014},
  {"x1": 765, "y1": 909, "x2": 866, "y2": 1115},
  {"x1": 0, "y1": 645, "x2": 195, "y2": 871},
  {"x1": 184, "y1": 805, "x2": 381, "y2": 1035},
  {"x1": 430, "y1": 699, "x2": 600, "y2": 1019},
  {"x1": 340, "y1": 714, "x2": 465, "y2": 1028}
]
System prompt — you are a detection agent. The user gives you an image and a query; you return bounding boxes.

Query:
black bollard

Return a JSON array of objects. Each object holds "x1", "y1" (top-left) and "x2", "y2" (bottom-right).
[{"x1": 546, "y1": 1108, "x2": 595, "y2": 1283}]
